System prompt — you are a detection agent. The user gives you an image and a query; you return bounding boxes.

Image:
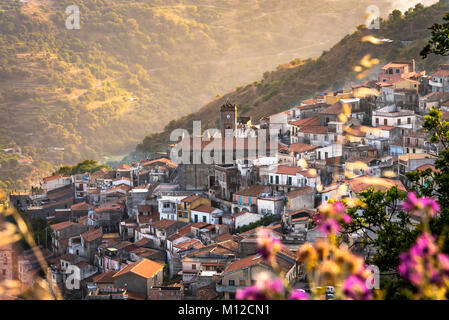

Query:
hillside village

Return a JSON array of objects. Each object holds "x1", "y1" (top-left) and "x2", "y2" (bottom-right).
[{"x1": 3, "y1": 59, "x2": 446, "y2": 300}]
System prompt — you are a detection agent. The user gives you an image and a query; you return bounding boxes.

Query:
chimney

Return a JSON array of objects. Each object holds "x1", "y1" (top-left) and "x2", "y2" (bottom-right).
[{"x1": 411, "y1": 59, "x2": 416, "y2": 73}]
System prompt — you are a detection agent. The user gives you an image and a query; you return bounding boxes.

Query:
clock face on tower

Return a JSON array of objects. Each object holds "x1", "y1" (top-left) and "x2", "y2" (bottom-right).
[{"x1": 226, "y1": 114, "x2": 231, "y2": 119}]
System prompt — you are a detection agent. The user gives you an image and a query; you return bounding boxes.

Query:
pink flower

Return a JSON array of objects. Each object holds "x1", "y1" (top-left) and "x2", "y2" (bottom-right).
[
  {"x1": 257, "y1": 229, "x2": 283, "y2": 262},
  {"x1": 402, "y1": 192, "x2": 440, "y2": 218},
  {"x1": 288, "y1": 289, "x2": 309, "y2": 300},
  {"x1": 342, "y1": 275, "x2": 372, "y2": 300},
  {"x1": 315, "y1": 201, "x2": 352, "y2": 236},
  {"x1": 343, "y1": 214, "x2": 352, "y2": 224},
  {"x1": 333, "y1": 201, "x2": 345, "y2": 214},
  {"x1": 410, "y1": 232, "x2": 438, "y2": 258},
  {"x1": 318, "y1": 218, "x2": 340, "y2": 236},
  {"x1": 236, "y1": 278, "x2": 284, "y2": 300}
]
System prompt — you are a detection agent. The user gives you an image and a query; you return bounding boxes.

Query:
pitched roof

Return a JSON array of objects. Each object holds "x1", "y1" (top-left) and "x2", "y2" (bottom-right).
[
  {"x1": 289, "y1": 117, "x2": 319, "y2": 127},
  {"x1": 71, "y1": 201, "x2": 94, "y2": 211},
  {"x1": 181, "y1": 195, "x2": 201, "y2": 203},
  {"x1": 223, "y1": 255, "x2": 264, "y2": 274},
  {"x1": 275, "y1": 165, "x2": 303, "y2": 175},
  {"x1": 43, "y1": 175, "x2": 63, "y2": 183},
  {"x1": 298, "y1": 126, "x2": 328, "y2": 135},
  {"x1": 431, "y1": 69, "x2": 449, "y2": 77},
  {"x1": 320, "y1": 102, "x2": 345, "y2": 115},
  {"x1": 92, "y1": 270, "x2": 115, "y2": 284},
  {"x1": 117, "y1": 164, "x2": 131, "y2": 170},
  {"x1": 416, "y1": 164, "x2": 439, "y2": 173},
  {"x1": 286, "y1": 186, "x2": 314, "y2": 198},
  {"x1": 81, "y1": 228, "x2": 102, "y2": 242},
  {"x1": 375, "y1": 125, "x2": 396, "y2": 131},
  {"x1": 151, "y1": 219, "x2": 177, "y2": 229},
  {"x1": 289, "y1": 143, "x2": 319, "y2": 154},
  {"x1": 113, "y1": 259, "x2": 164, "y2": 279},
  {"x1": 50, "y1": 221, "x2": 76, "y2": 231},
  {"x1": 191, "y1": 205, "x2": 219, "y2": 214},
  {"x1": 234, "y1": 185, "x2": 269, "y2": 197},
  {"x1": 348, "y1": 176, "x2": 406, "y2": 193},
  {"x1": 141, "y1": 158, "x2": 178, "y2": 169}
]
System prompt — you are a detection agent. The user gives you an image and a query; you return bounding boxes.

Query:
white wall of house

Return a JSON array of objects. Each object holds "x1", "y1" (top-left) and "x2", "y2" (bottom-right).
[
  {"x1": 315, "y1": 144, "x2": 342, "y2": 160},
  {"x1": 158, "y1": 195, "x2": 185, "y2": 221},
  {"x1": 191, "y1": 208, "x2": 223, "y2": 224},
  {"x1": 257, "y1": 198, "x2": 284, "y2": 215},
  {"x1": 235, "y1": 212, "x2": 263, "y2": 229},
  {"x1": 43, "y1": 177, "x2": 72, "y2": 192}
]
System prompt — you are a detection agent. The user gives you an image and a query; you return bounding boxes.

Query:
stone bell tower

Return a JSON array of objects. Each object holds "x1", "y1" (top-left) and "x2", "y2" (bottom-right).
[{"x1": 220, "y1": 99, "x2": 237, "y2": 138}]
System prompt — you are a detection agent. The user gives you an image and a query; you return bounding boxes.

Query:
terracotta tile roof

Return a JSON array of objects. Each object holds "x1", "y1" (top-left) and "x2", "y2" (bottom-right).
[
  {"x1": 151, "y1": 219, "x2": 177, "y2": 229},
  {"x1": 381, "y1": 62, "x2": 412, "y2": 70},
  {"x1": 375, "y1": 125, "x2": 396, "y2": 131},
  {"x1": 196, "y1": 286, "x2": 220, "y2": 300},
  {"x1": 137, "y1": 205, "x2": 152, "y2": 213},
  {"x1": 216, "y1": 239, "x2": 239, "y2": 252},
  {"x1": 286, "y1": 186, "x2": 314, "y2": 198},
  {"x1": 81, "y1": 228, "x2": 102, "y2": 242},
  {"x1": 431, "y1": 69, "x2": 449, "y2": 77},
  {"x1": 141, "y1": 158, "x2": 178, "y2": 169},
  {"x1": 233, "y1": 209, "x2": 250, "y2": 218},
  {"x1": 71, "y1": 201, "x2": 94, "y2": 211},
  {"x1": 50, "y1": 221, "x2": 76, "y2": 231},
  {"x1": 191, "y1": 205, "x2": 219, "y2": 214},
  {"x1": 296, "y1": 102, "x2": 330, "y2": 110},
  {"x1": 298, "y1": 126, "x2": 328, "y2": 135},
  {"x1": 181, "y1": 195, "x2": 202, "y2": 203},
  {"x1": 302, "y1": 98, "x2": 318, "y2": 105},
  {"x1": 213, "y1": 233, "x2": 235, "y2": 242},
  {"x1": 113, "y1": 259, "x2": 163, "y2": 279},
  {"x1": 234, "y1": 185, "x2": 269, "y2": 197},
  {"x1": 289, "y1": 117, "x2": 319, "y2": 127},
  {"x1": 117, "y1": 164, "x2": 131, "y2": 170},
  {"x1": 298, "y1": 168, "x2": 318, "y2": 178},
  {"x1": 134, "y1": 238, "x2": 153, "y2": 247},
  {"x1": 95, "y1": 206, "x2": 122, "y2": 213},
  {"x1": 43, "y1": 175, "x2": 63, "y2": 183},
  {"x1": 416, "y1": 164, "x2": 439, "y2": 172},
  {"x1": 348, "y1": 176, "x2": 406, "y2": 193},
  {"x1": 223, "y1": 255, "x2": 264, "y2": 274},
  {"x1": 93, "y1": 270, "x2": 115, "y2": 284},
  {"x1": 103, "y1": 185, "x2": 131, "y2": 194},
  {"x1": 275, "y1": 165, "x2": 303, "y2": 175},
  {"x1": 289, "y1": 143, "x2": 319, "y2": 154},
  {"x1": 175, "y1": 239, "x2": 204, "y2": 252},
  {"x1": 320, "y1": 102, "x2": 344, "y2": 115}
]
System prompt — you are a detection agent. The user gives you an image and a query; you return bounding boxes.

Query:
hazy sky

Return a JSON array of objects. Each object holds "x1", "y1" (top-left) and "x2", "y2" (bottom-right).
[{"x1": 390, "y1": 0, "x2": 439, "y2": 11}]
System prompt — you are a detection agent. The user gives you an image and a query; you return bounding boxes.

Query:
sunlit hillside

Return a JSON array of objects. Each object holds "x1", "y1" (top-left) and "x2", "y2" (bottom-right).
[{"x1": 0, "y1": 0, "x2": 438, "y2": 189}]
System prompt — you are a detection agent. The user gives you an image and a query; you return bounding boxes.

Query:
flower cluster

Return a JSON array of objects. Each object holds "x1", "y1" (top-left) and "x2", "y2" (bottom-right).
[
  {"x1": 314, "y1": 201, "x2": 352, "y2": 236},
  {"x1": 236, "y1": 277, "x2": 285, "y2": 300},
  {"x1": 237, "y1": 275, "x2": 310, "y2": 300},
  {"x1": 402, "y1": 192, "x2": 440, "y2": 219},
  {"x1": 257, "y1": 229, "x2": 283, "y2": 262},
  {"x1": 297, "y1": 240, "x2": 373, "y2": 300},
  {"x1": 399, "y1": 232, "x2": 449, "y2": 298}
]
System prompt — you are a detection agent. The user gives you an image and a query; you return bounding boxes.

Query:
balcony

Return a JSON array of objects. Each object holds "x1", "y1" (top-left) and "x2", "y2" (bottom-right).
[{"x1": 429, "y1": 79, "x2": 443, "y2": 88}]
